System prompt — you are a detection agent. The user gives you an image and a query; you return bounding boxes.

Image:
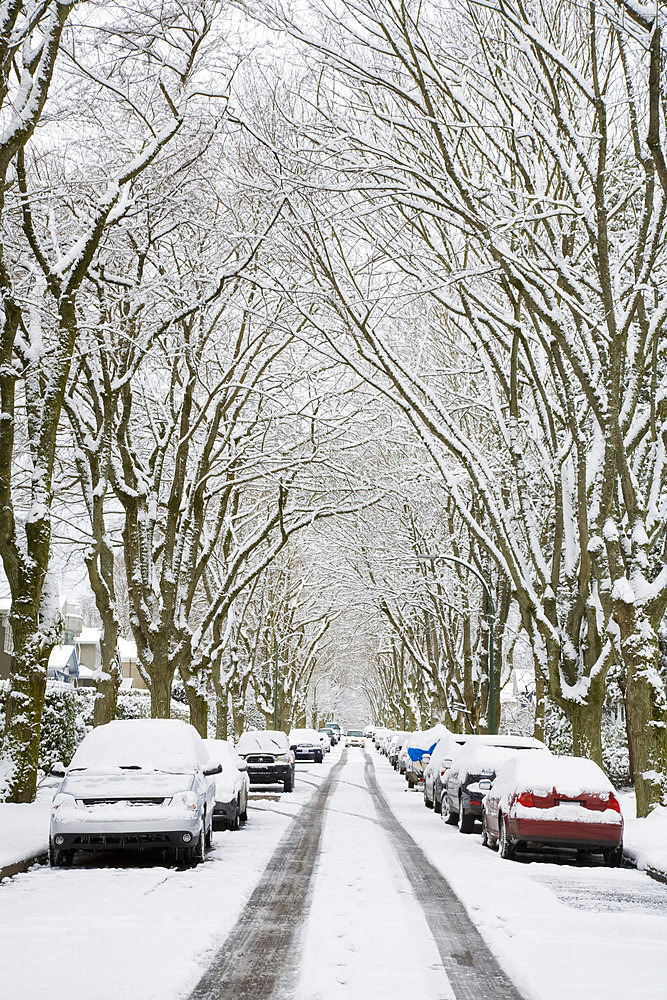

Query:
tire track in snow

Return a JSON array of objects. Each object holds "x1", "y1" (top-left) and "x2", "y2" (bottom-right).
[
  {"x1": 364, "y1": 752, "x2": 526, "y2": 1000},
  {"x1": 189, "y1": 752, "x2": 347, "y2": 1000}
]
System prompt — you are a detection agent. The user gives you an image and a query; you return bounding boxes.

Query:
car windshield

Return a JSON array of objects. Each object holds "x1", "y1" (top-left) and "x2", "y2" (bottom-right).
[
  {"x1": 237, "y1": 731, "x2": 288, "y2": 754},
  {"x1": 347, "y1": 731, "x2": 364, "y2": 737}
]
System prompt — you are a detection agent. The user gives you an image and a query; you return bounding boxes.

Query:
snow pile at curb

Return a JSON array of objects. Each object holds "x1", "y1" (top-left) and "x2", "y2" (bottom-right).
[{"x1": 622, "y1": 796, "x2": 667, "y2": 875}]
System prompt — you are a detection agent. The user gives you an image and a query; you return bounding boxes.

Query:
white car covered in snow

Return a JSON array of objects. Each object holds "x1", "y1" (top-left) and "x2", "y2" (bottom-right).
[
  {"x1": 49, "y1": 719, "x2": 220, "y2": 868},
  {"x1": 204, "y1": 738, "x2": 250, "y2": 830}
]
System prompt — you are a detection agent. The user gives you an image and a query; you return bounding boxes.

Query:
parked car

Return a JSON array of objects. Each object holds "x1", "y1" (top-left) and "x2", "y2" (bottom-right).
[
  {"x1": 49, "y1": 718, "x2": 220, "y2": 868},
  {"x1": 482, "y1": 752, "x2": 624, "y2": 865},
  {"x1": 345, "y1": 729, "x2": 365, "y2": 747},
  {"x1": 324, "y1": 721, "x2": 341, "y2": 736},
  {"x1": 321, "y1": 726, "x2": 339, "y2": 746},
  {"x1": 318, "y1": 730, "x2": 332, "y2": 753},
  {"x1": 236, "y1": 730, "x2": 296, "y2": 792},
  {"x1": 289, "y1": 727, "x2": 324, "y2": 763},
  {"x1": 387, "y1": 732, "x2": 409, "y2": 768},
  {"x1": 404, "y1": 724, "x2": 452, "y2": 788},
  {"x1": 423, "y1": 733, "x2": 468, "y2": 812},
  {"x1": 442, "y1": 735, "x2": 547, "y2": 832},
  {"x1": 373, "y1": 727, "x2": 390, "y2": 749},
  {"x1": 204, "y1": 739, "x2": 250, "y2": 831}
]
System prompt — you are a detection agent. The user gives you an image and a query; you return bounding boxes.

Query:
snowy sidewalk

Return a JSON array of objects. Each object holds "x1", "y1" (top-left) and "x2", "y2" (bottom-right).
[{"x1": 0, "y1": 786, "x2": 53, "y2": 878}]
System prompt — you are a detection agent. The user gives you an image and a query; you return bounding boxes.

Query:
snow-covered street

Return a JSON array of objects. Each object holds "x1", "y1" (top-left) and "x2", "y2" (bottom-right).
[{"x1": 1, "y1": 746, "x2": 666, "y2": 1000}]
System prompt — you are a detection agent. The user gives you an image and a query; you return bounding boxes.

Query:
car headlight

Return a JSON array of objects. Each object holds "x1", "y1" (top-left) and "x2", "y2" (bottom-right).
[
  {"x1": 51, "y1": 792, "x2": 78, "y2": 811},
  {"x1": 277, "y1": 753, "x2": 290, "y2": 762},
  {"x1": 169, "y1": 791, "x2": 199, "y2": 811}
]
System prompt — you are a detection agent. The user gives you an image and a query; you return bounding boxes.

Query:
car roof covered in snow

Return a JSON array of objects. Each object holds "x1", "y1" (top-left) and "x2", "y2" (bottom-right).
[
  {"x1": 491, "y1": 752, "x2": 616, "y2": 802},
  {"x1": 452, "y1": 738, "x2": 548, "y2": 781},
  {"x1": 68, "y1": 719, "x2": 206, "y2": 774}
]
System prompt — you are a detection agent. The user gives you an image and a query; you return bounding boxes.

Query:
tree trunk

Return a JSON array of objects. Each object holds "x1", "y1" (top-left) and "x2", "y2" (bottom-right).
[
  {"x1": 1, "y1": 608, "x2": 49, "y2": 802},
  {"x1": 93, "y1": 624, "x2": 121, "y2": 728},
  {"x1": 150, "y1": 667, "x2": 173, "y2": 720},
  {"x1": 533, "y1": 664, "x2": 546, "y2": 742},
  {"x1": 617, "y1": 604, "x2": 667, "y2": 817},
  {"x1": 186, "y1": 685, "x2": 209, "y2": 738},
  {"x1": 215, "y1": 688, "x2": 229, "y2": 739},
  {"x1": 564, "y1": 690, "x2": 604, "y2": 765}
]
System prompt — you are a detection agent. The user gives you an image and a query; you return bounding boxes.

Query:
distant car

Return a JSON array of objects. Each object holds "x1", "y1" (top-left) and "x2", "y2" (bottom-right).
[
  {"x1": 364, "y1": 726, "x2": 374, "y2": 740},
  {"x1": 204, "y1": 739, "x2": 250, "y2": 830},
  {"x1": 482, "y1": 752, "x2": 624, "y2": 865},
  {"x1": 442, "y1": 735, "x2": 547, "y2": 832},
  {"x1": 321, "y1": 726, "x2": 339, "y2": 746},
  {"x1": 289, "y1": 728, "x2": 324, "y2": 763},
  {"x1": 373, "y1": 727, "x2": 390, "y2": 749},
  {"x1": 49, "y1": 719, "x2": 219, "y2": 868},
  {"x1": 345, "y1": 729, "x2": 365, "y2": 747},
  {"x1": 324, "y1": 721, "x2": 341, "y2": 735},
  {"x1": 236, "y1": 730, "x2": 296, "y2": 792},
  {"x1": 317, "y1": 730, "x2": 332, "y2": 753},
  {"x1": 423, "y1": 734, "x2": 467, "y2": 812},
  {"x1": 404, "y1": 724, "x2": 452, "y2": 789}
]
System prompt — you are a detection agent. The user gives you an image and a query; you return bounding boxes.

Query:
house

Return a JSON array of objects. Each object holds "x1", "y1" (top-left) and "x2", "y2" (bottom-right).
[
  {"x1": 119, "y1": 638, "x2": 148, "y2": 690},
  {"x1": 47, "y1": 644, "x2": 79, "y2": 684}
]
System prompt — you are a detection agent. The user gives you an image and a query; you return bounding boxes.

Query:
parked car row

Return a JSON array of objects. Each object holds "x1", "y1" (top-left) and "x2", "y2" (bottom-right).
[
  {"x1": 48, "y1": 718, "x2": 338, "y2": 869},
  {"x1": 368, "y1": 724, "x2": 624, "y2": 866}
]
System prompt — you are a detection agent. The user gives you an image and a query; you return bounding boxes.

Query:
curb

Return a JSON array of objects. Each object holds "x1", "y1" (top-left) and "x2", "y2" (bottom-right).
[
  {"x1": 646, "y1": 865, "x2": 667, "y2": 886},
  {"x1": 0, "y1": 851, "x2": 47, "y2": 882}
]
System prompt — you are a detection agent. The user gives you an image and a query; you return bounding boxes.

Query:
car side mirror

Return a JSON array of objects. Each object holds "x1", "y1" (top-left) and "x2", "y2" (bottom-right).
[
  {"x1": 50, "y1": 762, "x2": 66, "y2": 777},
  {"x1": 290, "y1": 745, "x2": 297, "y2": 751},
  {"x1": 204, "y1": 763, "x2": 222, "y2": 776},
  {"x1": 422, "y1": 753, "x2": 431, "y2": 764},
  {"x1": 443, "y1": 757, "x2": 453, "y2": 769},
  {"x1": 237, "y1": 762, "x2": 248, "y2": 772}
]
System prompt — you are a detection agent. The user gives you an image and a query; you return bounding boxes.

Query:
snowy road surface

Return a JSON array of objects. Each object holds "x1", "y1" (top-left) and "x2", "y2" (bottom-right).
[{"x1": 1, "y1": 747, "x2": 666, "y2": 1000}]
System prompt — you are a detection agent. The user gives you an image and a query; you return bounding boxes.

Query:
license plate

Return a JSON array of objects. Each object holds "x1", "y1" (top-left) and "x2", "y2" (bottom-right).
[{"x1": 558, "y1": 799, "x2": 583, "y2": 806}]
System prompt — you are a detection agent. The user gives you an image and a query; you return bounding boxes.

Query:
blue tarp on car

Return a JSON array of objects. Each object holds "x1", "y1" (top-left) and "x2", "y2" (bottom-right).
[{"x1": 407, "y1": 741, "x2": 439, "y2": 762}]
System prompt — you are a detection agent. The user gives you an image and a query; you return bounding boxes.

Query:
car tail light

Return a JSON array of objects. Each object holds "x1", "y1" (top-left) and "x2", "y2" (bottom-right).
[
  {"x1": 517, "y1": 791, "x2": 534, "y2": 807},
  {"x1": 606, "y1": 794, "x2": 621, "y2": 813}
]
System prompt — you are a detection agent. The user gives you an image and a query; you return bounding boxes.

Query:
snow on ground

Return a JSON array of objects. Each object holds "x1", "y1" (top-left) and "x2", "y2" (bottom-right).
[
  {"x1": 0, "y1": 755, "x2": 337, "y2": 1000},
  {"x1": 619, "y1": 790, "x2": 667, "y2": 875},
  {"x1": 0, "y1": 784, "x2": 54, "y2": 870},
  {"x1": 295, "y1": 752, "x2": 455, "y2": 1000},
  {"x1": 373, "y1": 753, "x2": 667, "y2": 1000}
]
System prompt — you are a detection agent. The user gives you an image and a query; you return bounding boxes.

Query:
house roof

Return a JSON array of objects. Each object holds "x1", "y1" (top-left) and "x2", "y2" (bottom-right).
[
  {"x1": 48, "y1": 644, "x2": 78, "y2": 670},
  {"x1": 78, "y1": 627, "x2": 102, "y2": 644},
  {"x1": 118, "y1": 638, "x2": 137, "y2": 660}
]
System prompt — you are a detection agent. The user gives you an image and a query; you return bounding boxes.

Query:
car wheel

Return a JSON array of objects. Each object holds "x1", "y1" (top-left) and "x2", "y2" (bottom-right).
[
  {"x1": 442, "y1": 795, "x2": 457, "y2": 825},
  {"x1": 424, "y1": 784, "x2": 433, "y2": 808},
  {"x1": 407, "y1": 775, "x2": 415, "y2": 789},
  {"x1": 284, "y1": 772, "x2": 294, "y2": 792},
  {"x1": 604, "y1": 845, "x2": 623, "y2": 867},
  {"x1": 49, "y1": 841, "x2": 72, "y2": 867},
  {"x1": 498, "y1": 816, "x2": 515, "y2": 860},
  {"x1": 205, "y1": 814, "x2": 212, "y2": 849},
  {"x1": 458, "y1": 799, "x2": 475, "y2": 834},
  {"x1": 230, "y1": 803, "x2": 240, "y2": 831},
  {"x1": 240, "y1": 799, "x2": 248, "y2": 823},
  {"x1": 481, "y1": 816, "x2": 491, "y2": 848},
  {"x1": 434, "y1": 791, "x2": 442, "y2": 815}
]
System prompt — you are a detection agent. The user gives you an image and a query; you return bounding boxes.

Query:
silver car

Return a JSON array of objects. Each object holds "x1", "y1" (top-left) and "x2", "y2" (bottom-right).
[
  {"x1": 205, "y1": 738, "x2": 250, "y2": 830},
  {"x1": 49, "y1": 719, "x2": 220, "y2": 868}
]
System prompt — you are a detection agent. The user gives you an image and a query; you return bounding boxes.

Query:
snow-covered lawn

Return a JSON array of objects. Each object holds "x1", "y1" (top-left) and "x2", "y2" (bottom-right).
[
  {"x1": 374, "y1": 753, "x2": 667, "y2": 1000},
  {"x1": 0, "y1": 756, "x2": 336, "y2": 1000},
  {"x1": 0, "y1": 785, "x2": 55, "y2": 871}
]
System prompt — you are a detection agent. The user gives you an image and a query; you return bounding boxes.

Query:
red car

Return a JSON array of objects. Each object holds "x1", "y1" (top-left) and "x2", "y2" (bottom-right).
[{"x1": 482, "y1": 752, "x2": 624, "y2": 866}]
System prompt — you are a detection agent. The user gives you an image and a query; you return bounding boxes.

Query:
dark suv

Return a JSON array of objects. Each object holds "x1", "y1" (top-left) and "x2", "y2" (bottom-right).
[{"x1": 236, "y1": 730, "x2": 296, "y2": 792}]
